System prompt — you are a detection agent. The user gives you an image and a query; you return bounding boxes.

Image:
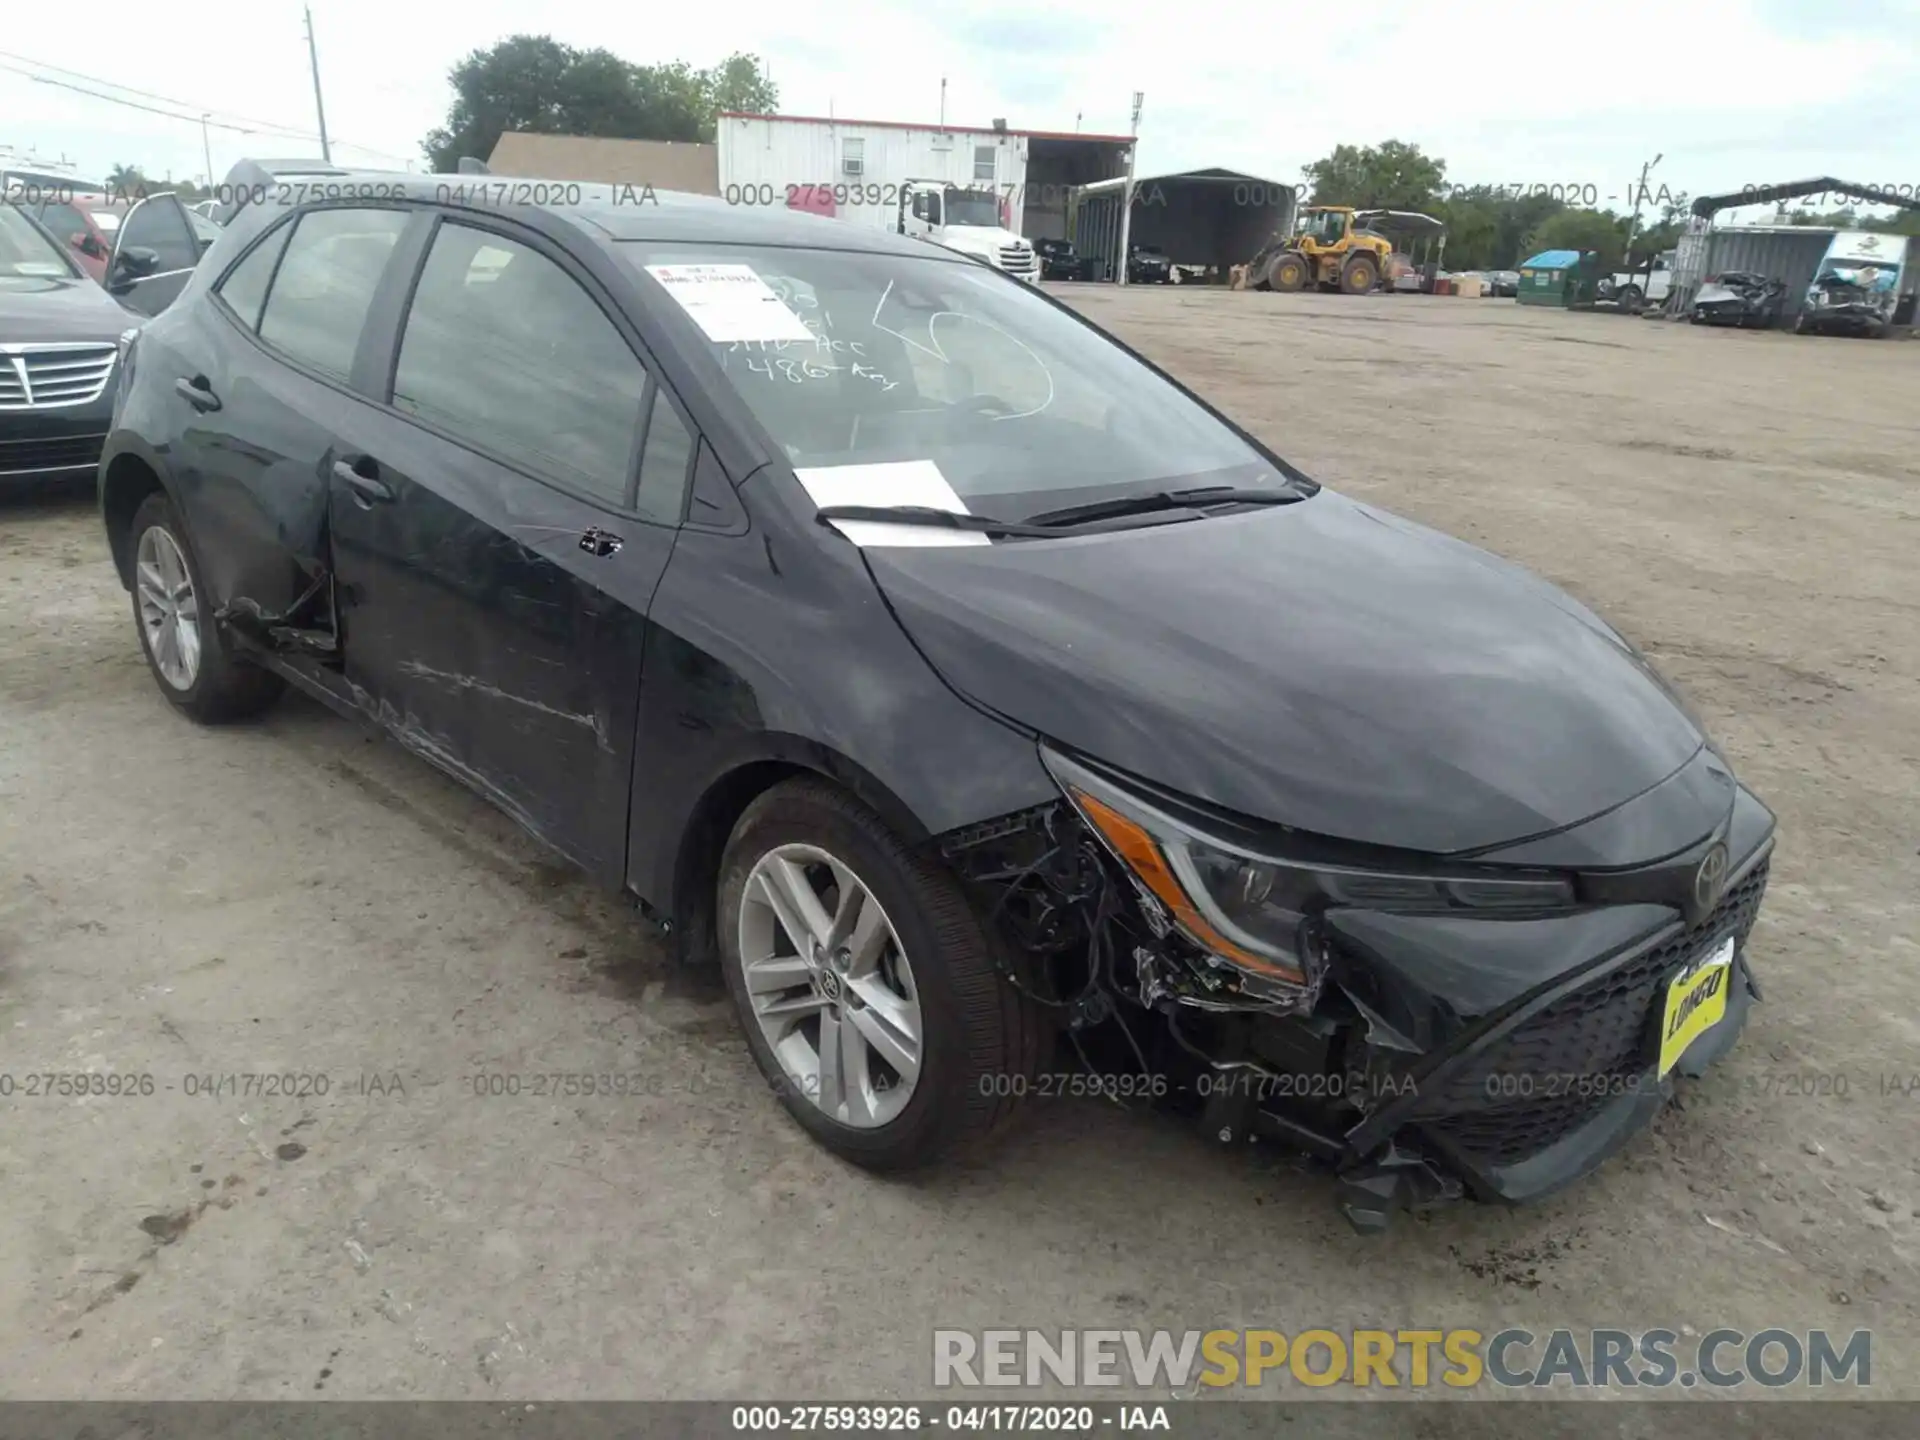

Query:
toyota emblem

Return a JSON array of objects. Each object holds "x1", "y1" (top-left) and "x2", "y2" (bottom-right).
[{"x1": 1693, "y1": 843, "x2": 1729, "y2": 913}]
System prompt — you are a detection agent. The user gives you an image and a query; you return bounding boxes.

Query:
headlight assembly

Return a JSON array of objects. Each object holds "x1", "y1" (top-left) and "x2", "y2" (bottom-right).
[{"x1": 1043, "y1": 748, "x2": 1577, "y2": 984}]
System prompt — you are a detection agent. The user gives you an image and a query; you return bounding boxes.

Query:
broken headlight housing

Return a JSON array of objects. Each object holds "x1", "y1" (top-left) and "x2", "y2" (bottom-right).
[{"x1": 1042, "y1": 747, "x2": 1577, "y2": 985}]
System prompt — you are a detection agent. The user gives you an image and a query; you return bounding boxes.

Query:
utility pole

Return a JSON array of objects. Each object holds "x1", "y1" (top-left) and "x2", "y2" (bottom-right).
[
  {"x1": 304, "y1": 6, "x2": 333, "y2": 164},
  {"x1": 939, "y1": 77, "x2": 947, "y2": 129},
  {"x1": 200, "y1": 115, "x2": 214, "y2": 187},
  {"x1": 1115, "y1": 91, "x2": 1143, "y2": 286},
  {"x1": 1625, "y1": 151, "x2": 1662, "y2": 260}
]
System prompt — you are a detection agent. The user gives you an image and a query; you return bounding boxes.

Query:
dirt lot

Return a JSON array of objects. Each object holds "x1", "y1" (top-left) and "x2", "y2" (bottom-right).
[{"x1": 2, "y1": 290, "x2": 1916, "y2": 1411}]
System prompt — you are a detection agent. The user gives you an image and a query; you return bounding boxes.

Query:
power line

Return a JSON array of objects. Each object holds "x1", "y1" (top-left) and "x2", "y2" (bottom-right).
[{"x1": 0, "y1": 46, "x2": 413, "y2": 165}]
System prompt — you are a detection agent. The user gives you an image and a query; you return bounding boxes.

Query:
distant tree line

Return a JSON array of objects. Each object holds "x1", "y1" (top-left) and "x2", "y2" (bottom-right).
[{"x1": 422, "y1": 36, "x2": 778, "y2": 172}]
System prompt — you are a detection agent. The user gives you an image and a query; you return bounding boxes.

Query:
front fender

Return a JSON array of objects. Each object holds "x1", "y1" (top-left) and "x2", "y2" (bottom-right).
[{"x1": 626, "y1": 476, "x2": 1060, "y2": 932}]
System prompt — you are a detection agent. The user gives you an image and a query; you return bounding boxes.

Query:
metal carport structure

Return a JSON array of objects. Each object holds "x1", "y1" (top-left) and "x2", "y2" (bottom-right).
[
  {"x1": 1072, "y1": 169, "x2": 1296, "y2": 284},
  {"x1": 1669, "y1": 178, "x2": 1920, "y2": 319}
]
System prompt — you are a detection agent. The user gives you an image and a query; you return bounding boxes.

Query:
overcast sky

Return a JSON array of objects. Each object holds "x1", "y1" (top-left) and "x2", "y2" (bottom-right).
[{"x1": 5, "y1": 0, "x2": 1917, "y2": 220}]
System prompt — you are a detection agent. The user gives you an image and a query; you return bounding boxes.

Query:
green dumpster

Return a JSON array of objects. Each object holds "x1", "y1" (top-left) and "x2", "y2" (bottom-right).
[{"x1": 1517, "y1": 248, "x2": 1585, "y2": 307}]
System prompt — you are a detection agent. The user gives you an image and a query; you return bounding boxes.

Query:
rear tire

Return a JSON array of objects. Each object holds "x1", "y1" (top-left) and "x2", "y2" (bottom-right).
[
  {"x1": 1269, "y1": 253, "x2": 1309, "y2": 292},
  {"x1": 717, "y1": 777, "x2": 1046, "y2": 1171},
  {"x1": 1340, "y1": 254, "x2": 1380, "y2": 294},
  {"x1": 128, "y1": 493, "x2": 284, "y2": 723}
]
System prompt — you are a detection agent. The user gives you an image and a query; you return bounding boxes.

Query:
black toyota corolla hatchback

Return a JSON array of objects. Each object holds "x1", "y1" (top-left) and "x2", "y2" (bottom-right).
[{"x1": 100, "y1": 173, "x2": 1775, "y2": 1230}]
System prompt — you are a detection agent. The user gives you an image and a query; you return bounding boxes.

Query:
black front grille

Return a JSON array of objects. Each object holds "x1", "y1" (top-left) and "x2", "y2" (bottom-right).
[
  {"x1": 0, "y1": 432, "x2": 106, "y2": 475},
  {"x1": 1421, "y1": 856, "x2": 1771, "y2": 1167}
]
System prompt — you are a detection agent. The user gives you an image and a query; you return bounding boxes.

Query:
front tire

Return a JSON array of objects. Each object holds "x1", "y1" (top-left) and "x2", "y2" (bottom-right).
[
  {"x1": 717, "y1": 778, "x2": 1044, "y2": 1171},
  {"x1": 128, "y1": 493, "x2": 284, "y2": 723}
]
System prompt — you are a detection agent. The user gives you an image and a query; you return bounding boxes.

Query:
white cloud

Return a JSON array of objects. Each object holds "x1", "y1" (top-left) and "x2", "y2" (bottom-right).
[{"x1": 3, "y1": 0, "x2": 1915, "y2": 207}]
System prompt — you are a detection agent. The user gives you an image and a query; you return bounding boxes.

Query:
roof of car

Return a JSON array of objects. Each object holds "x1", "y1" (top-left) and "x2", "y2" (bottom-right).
[{"x1": 240, "y1": 168, "x2": 955, "y2": 261}]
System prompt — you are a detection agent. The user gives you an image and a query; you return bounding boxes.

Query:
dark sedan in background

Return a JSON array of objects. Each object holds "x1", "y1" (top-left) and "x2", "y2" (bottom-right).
[
  {"x1": 98, "y1": 172, "x2": 1774, "y2": 1233},
  {"x1": 1034, "y1": 237, "x2": 1094, "y2": 281},
  {"x1": 1, "y1": 204, "x2": 131, "y2": 487}
]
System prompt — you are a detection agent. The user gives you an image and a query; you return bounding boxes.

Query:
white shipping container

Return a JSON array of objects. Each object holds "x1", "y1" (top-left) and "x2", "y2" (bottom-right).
[{"x1": 715, "y1": 114, "x2": 1031, "y2": 237}]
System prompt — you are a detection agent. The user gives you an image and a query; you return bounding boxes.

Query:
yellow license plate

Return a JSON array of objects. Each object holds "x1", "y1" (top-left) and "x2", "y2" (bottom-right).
[{"x1": 1658, "y1": 936, "x2": 1736, "y2": 1077}]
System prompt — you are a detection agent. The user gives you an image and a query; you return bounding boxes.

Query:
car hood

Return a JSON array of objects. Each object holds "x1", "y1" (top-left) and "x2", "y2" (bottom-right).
[
  {"x1": 863, "y1": 491, "x2": 1707, "y2": 855},
  {"x1": 0, "y1": 272, "x2": 131, "y2": 342}
]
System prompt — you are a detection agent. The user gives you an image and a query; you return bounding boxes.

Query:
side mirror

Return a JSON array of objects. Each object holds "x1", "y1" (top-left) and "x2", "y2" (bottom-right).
[{"x1": 113, "y1": 246, "x2": 162, "y2": 281}]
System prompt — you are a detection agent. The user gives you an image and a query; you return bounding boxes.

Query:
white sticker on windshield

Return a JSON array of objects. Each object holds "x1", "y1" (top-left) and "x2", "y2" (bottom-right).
[
  {"x1": 645, "y1": 263, "x2": 815, "y2": 343},
  {"x1": 794, "y1": 461, "x2": 991, "y2": 548}
]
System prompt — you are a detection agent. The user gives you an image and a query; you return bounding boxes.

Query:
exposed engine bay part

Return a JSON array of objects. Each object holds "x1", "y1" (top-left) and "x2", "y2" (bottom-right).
[{"x1": 936, "y1": 768, "x2": 1774, "y2": 1235}]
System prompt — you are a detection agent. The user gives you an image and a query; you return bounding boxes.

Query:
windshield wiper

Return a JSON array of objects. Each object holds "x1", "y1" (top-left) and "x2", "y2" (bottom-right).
[
  {"x1": 814, "y1": 505, "x2": 1068, "y2": 539},
  {"x1": 1024, "y1": 485, "x2": 1307, "y2": 529}
]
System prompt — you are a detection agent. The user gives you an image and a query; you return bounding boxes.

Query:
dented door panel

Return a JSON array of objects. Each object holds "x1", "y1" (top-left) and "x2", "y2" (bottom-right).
[{"x1": 326, "y1": 407, "x2": 672, "y2": 884}]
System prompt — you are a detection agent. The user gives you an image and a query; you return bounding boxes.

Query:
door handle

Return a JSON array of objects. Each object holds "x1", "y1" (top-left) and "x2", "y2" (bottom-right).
[
  {"x1": 332, "y1": 458, "x2": 394, "y2": 506},
  {"x1": 579, "y1": 527, "x2": 623, "y2": 557},
  {"x1": 174, "y1": 376, "x2": 221, "y2": 412}
]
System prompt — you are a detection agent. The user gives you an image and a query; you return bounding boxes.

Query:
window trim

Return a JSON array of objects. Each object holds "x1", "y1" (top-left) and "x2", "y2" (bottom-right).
[
  {"x1": 377, "y1": 210, "x2": 693, "y2": 526},
  {"x1": 973, "y1": 144, "x2": 997, "y2": 182}
]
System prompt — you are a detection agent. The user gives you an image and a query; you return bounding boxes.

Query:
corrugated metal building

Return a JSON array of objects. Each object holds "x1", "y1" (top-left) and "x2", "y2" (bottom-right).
[
  {"x1": 1073, "y1": 170, "x2": 1296, "y2": 283},
  {"x1": 714, "y1": 112, "x2": 1132, "y2": 241},
  {"x1": 486, "y1": 133, "x2": 719, "y2": 194}
]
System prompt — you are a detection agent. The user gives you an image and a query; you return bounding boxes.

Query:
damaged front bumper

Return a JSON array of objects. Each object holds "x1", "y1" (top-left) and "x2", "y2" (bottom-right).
[{"x1": 942, "y1": 747, "x2": 1776, "y2": 1234}]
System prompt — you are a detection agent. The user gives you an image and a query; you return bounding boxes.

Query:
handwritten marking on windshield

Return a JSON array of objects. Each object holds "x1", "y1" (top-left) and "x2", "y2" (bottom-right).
[{"x1": 870, "y1": 279, "x2": 1056, "y2": 421}]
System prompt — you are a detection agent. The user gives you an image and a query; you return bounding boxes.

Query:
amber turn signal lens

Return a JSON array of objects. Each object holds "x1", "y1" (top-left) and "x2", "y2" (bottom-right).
[{"x1": 1073, "y1": 790, "x2": 1304, "y2": 984}]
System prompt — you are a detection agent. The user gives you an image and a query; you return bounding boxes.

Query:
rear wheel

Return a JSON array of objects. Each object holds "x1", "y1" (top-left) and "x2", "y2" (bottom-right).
[
  {"x1": 1340, "y1": 254, "x2": 1380, "y2": 294},
  {"x1": 717, "y1": 778, "x2": 1045, "y2": 1171},
  {"x1": 128, "y1": 493, "x2": 284, "y2": 723},
  {"x1": 1269, "y1": 252, "x2": 1309, "y2": 292},
  {"x1": 1616, "y1": 283, "x2": 1644, "y2": 313}
]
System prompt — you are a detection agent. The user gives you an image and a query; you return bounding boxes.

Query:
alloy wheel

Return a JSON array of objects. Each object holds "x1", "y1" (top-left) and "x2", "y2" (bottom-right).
[
  {"x1": 736, "y1": 843, "x2": 923, "y2": 1128},
  {"x1": 136, "y1": 525, "x2": 201, "y2": 691}
]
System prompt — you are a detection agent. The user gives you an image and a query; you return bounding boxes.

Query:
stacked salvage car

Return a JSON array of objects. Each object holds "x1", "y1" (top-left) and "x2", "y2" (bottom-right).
[{"x1": 1689, "y1": 272, "x2": 1788, "y2": 329}]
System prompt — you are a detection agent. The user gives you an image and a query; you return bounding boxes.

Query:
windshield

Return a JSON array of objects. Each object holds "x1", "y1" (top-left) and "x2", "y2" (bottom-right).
[
  {"x1": 942, "y1": 189, "x2": 1003, "y2": 228},
  {"x1": 0, "y1": 204, "x2": 75, "y2": 279},
  {"x1": 1299, "y1": 210, "x2": 1348, "y2": 243},
  {"x1": 623, "y1": 243, "x2": 1288, "y2": 517}
]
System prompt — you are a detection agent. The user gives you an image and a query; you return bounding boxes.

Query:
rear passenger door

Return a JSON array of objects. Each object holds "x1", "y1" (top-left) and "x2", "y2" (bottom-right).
[
  {"x1": 326, "y1": 216, "x2": 692, "y2": 882},
  {"x1": 175, "y1": 205, "x2": 412, "y2": 620}
]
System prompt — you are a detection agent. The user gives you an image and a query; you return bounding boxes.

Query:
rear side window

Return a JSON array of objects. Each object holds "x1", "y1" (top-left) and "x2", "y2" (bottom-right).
[
  {"x1": 215, "y1": 225, "x2": 293, "y2": 332},
  {"x1": 391, "y1": 222, "x2": 646, "y2": 506},
  {"x1": 258, "y1": 208, "x2": 409, "y2": 382}
]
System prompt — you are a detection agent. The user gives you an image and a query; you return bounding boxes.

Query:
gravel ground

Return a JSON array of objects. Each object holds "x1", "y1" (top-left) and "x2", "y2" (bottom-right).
[{"x1": 1, "y1": 289, "x2": 1914, "y2": 1413}]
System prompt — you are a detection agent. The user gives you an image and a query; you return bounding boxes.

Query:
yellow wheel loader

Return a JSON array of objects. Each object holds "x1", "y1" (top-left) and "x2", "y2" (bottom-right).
[{"x1": 1247, "y1": 206, "x2": 1444, "y2": 295}]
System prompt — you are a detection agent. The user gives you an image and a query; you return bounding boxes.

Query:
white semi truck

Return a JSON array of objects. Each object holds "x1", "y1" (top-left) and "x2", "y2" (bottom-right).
[{"x1": 895, "y1": 180, "x2": 1040, "y2": 283}]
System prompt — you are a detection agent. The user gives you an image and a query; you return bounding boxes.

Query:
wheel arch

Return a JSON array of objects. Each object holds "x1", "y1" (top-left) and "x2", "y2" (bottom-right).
[
  {"x1": 664, "y1": 736, "x2": 934, "y2": 969},
  {"x1": 100, "y1": 440, "x2": 178, "y2": 589}
]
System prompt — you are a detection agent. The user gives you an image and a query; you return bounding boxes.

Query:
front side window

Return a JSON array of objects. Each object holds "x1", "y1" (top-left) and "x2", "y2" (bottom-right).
[
  {"x1": 37, "y1": 201, "x2": 88, "y2": 246},
  {"x1": 257, "y1": 208, "x2": 409, "y2": 381},
  {"x1": 392, "y1": 222, "x2": 647, "y2": 506},
  {"x1": 622, "y1": 243, "x2": 1285, "y2": 522}
]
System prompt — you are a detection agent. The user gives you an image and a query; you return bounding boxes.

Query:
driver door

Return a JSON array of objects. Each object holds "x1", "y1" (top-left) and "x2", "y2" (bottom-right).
[{"x1": 105, "y1": 194, "x2": 203, "y2": 317}]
